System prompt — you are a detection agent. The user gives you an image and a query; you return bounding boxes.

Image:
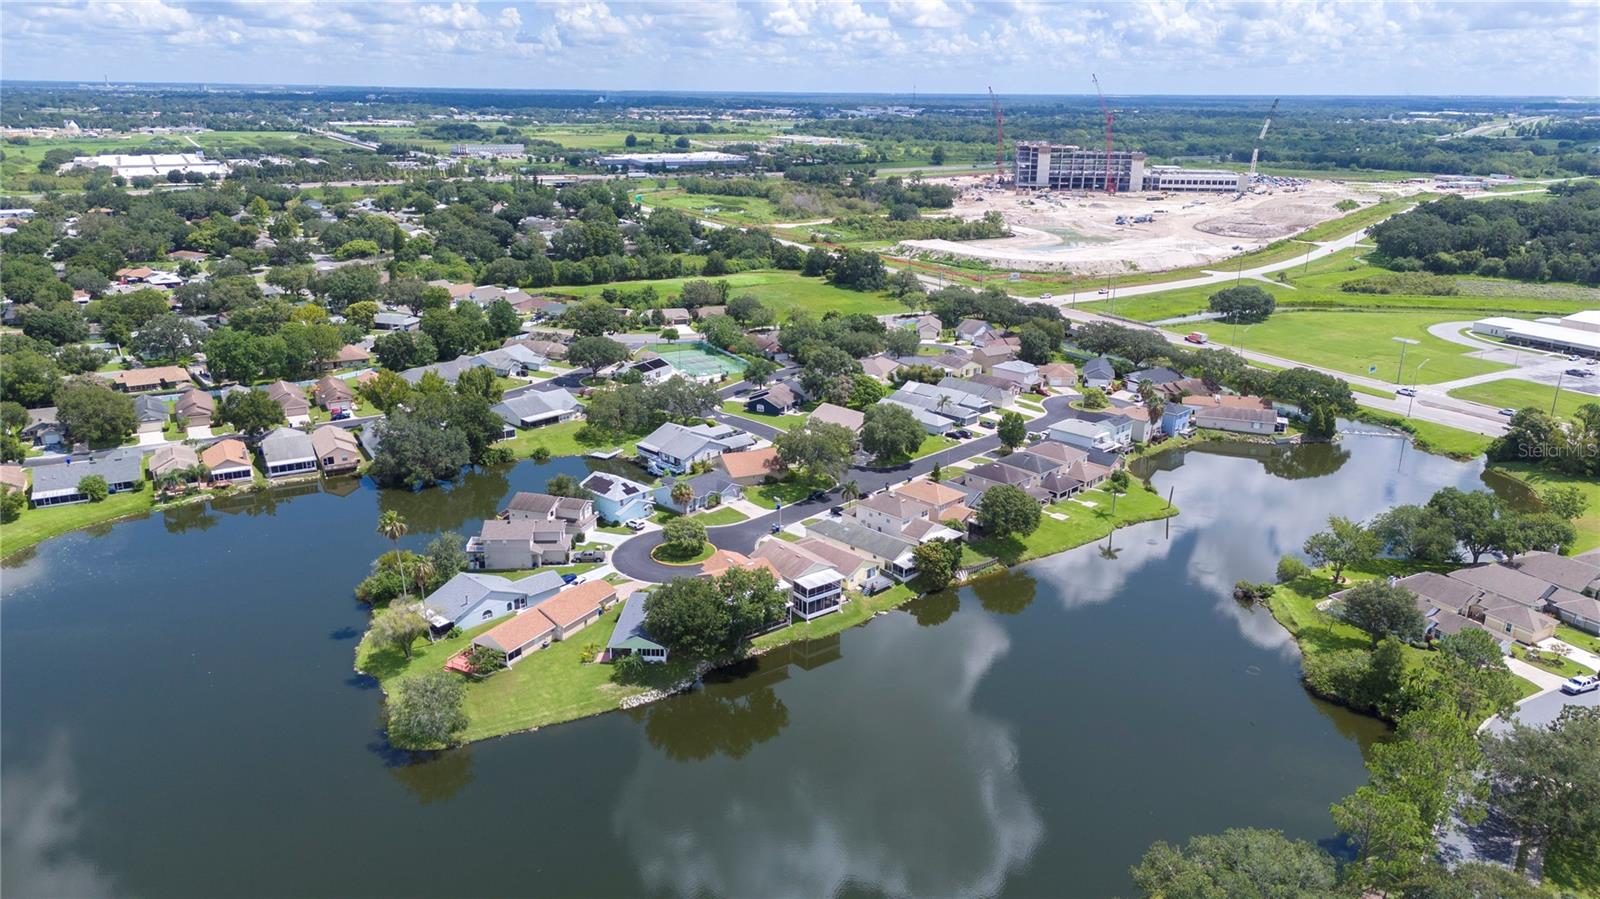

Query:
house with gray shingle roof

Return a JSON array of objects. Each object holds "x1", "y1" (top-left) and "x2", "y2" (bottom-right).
[
  {"x1": 605, "y1": 591, "x2": 669, "y2": 663},
  {"x1": 419, "y1": 570, "x2": 565, "y2": 633},
  {"x1": 30, "y1": 449, "x2": 144, "y2": 506},
  {"x1": 259, "y1": 427, "x2": 317, "y2": 478}
]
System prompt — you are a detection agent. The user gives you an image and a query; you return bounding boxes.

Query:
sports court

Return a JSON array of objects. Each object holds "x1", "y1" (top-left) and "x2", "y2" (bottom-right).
[{"x1": 645, "y1": 342, "x2": 748, "y2": 380}]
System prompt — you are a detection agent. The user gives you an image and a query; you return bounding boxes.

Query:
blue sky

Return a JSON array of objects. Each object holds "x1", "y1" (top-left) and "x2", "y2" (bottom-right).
[{"x1": 2, "y1": 1, "x2": 1596, "y2": 97}]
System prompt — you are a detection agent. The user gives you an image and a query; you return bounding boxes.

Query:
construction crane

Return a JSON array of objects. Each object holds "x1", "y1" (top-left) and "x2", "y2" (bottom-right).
[
  {"x1": 988, "y1": 87, "x2": 1006, "y2": 183},
  {"x1": 1249, "y1": 98, "x2": 1280, "y2": 177},
  {"x1": 1091, "y1": 74, "x2": 1115, "y2": 194}
]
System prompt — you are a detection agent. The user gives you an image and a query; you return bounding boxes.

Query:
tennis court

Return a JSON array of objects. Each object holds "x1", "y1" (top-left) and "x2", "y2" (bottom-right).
[{"x1": 645, "y1": 342, "x2": 748, "y2": 379}]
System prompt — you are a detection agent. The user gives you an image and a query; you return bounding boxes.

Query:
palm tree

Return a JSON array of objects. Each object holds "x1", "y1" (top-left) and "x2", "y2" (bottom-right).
[
  {"x1": 412, "y1": 558, "x2": 436, "y2": 598},
  {"x1": 377, "y1": 511, "x2": 409, "y2": 598},
  {"x1": 670, "y1": 480, "x2": 694, "y2": 510},
  {"x1": 841, "y1": 480, "x2": 861, "y2": 501},
  {"x1": 186, "y1": 462, "x2": 211, "y2": 485}
]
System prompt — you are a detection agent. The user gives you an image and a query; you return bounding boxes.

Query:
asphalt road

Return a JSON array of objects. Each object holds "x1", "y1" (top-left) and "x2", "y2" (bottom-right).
[{"x1": 608, "y1": 394, "x2": 1079, "y2": 583}]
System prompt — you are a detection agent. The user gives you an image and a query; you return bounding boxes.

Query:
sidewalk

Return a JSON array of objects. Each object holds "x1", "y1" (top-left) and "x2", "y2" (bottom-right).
[{"x1": 1505, "y1": 656, "x2": 1568, "y2": 694}]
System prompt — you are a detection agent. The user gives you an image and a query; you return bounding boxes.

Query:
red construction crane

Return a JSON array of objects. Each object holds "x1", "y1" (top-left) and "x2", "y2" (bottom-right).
[
  {"x1": 988, "y1": 87, "x2": 1005, "y2": 182},
  {"x1": 1092, "y1": 73, "x2": 1115, "y2": 194}
]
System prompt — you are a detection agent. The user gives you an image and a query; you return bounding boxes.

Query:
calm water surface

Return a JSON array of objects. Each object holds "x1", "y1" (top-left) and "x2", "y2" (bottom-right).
[{"x1": 1, "y1": 434, "x2": 1505, "y2": 897}]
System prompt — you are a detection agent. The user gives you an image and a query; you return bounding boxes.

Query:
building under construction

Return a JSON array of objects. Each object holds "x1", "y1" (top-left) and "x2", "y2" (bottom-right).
[{"x1": 1014, "y1": 141, "x2": 1245, "y2": 193}]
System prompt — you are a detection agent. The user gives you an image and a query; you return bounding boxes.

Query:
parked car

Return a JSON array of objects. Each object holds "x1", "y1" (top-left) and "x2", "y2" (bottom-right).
[
  {"x1": 560, "y1": 573, "x2": 581, "y2": 585},
  {"x1": 829, "y1": 505, "x2": 845, "y2": 516},
  {"x1": 1560, "y1": 674, "x2": 1599, "y2": 695},
  {"x1": 1498, "y1": 408, "x2": 1516, "y2": 416},
  {"x1": 1565, "y1": 368, "x2": 1593, "y2": 378},
  {"x1": 1566, "y1": 354, "x2": 1581, "y2": 362},
  {"x1": 978, "y1": 419, "x2": 996, "y2": 429},
  {"x1": 331, "y1": 410, "x2": 351, "y2": 421},
  {"x1": 1397, "y1": 387, "x2": 1417, "y2": 397},
  {"x1": 573, "y1": 549, "x2": 607, "y2": 563},
  {"x1": 945, "y1": 428, "x2": 972, "y2": 439},
  {"x1": 625, "y1": 518, "x2": 647, "y2": 531},
  {"x1": 808, "y1": 490, "x2": 829, "y2": 502}
]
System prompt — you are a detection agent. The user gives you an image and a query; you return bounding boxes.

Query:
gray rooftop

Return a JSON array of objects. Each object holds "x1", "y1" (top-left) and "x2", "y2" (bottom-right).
[
  {"x1": 30, "y1": 449, "x2": 144, "y2": 497},
  {"x1": 806, "y1": 517, "x2": 916, "y2": 562},
  {"x1": 259, "y1": 427, "x2": 315, "y2": 463}
]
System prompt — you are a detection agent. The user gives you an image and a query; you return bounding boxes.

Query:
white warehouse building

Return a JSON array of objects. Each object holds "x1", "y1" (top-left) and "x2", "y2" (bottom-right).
[
  {"x1": 1472, "y1": 311, "x2": 1600, "y2": 357},
  {"x1": 58, "y1": 153, "x2": 229, "y2": 179}
]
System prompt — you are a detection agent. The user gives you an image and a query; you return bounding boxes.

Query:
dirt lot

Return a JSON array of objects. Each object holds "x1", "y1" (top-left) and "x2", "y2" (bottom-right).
[{"x1": 897, "y1": 176, "x2": 1423, "y2": 276}]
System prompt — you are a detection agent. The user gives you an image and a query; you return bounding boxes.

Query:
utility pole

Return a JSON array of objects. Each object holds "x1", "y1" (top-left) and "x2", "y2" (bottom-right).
[
  {"x1": 1551, "y1": 370, "x2": 1566, "y2": 415},
  {"x1": 1406, "y1": 359, "x2": 1430, "y2": 418},
  {"x1": 1392, "y1": 337, "x2": 1418, "y2": 385}
]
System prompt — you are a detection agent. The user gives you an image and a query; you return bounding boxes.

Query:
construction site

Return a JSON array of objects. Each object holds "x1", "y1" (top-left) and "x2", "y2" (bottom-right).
[{"x1": 896, "y1": 88, "x2": 1424, "y2": 276}]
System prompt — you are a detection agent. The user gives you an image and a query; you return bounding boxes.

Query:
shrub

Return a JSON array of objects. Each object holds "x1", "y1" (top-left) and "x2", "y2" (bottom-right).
[
  {"x1": 79, "y1": 474, "x2": 109, "y2": 503},
  {"x1": 1338, "y1": 272, "x2": 1459, "y2": 296},
  {"x1": 1276, "y1": 554, "x2": 1311, "y2": 583},
  {"x1": 1, "y1": 489, "x2": 25, "y2": 522}
]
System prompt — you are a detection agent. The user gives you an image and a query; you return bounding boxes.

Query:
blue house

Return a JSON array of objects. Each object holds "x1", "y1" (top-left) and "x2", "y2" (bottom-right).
[
  {"x1": 1160, "y1": 404, "x2": 1195, "y2": 437},
  {"x1": 653, "y1": 471, "x2": 743, "y2": 514},
  {"x1": 580, "y1": 471, "x2": 654, "y2": 524}
]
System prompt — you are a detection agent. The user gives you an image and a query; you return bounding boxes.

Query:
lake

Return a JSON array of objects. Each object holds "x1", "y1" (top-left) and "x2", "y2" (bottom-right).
[{"x1": 0, "y1": 432, "x2": 1504, "y2": 897}]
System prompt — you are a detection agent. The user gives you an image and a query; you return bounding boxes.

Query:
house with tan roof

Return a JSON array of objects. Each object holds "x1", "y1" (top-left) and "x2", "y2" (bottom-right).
[
  {"x1": 702, "y1": 548, "x2": 784, "y2": 581},
  {"x1": 468, "y1": 518, "x2": 571, "y2": 568},
  {"x1": 860, "y1": 355, "x2": 902, "y2": 382},
  {"x1": 751, "y1": 538, "x2": 846, "y2": 619},
  {"x1": 330, "y1": 344, "x2": 371, "y2": 368},
  {"x1": 0, "y1": 464, "x2": 28, "y2": 494},
  {"x1": 175, "y1": 388, "x2": 215, "y2": 428},
  {"x1": 201, "y1": 438, "x2": 254, "y2": 483},
  {"x1": 311, "y1": 376, "x2": 355, "y2": 414},
  {"x1": 850, "y1": 491, "x2": 935, "y2": 536},
  {"x1": 310, "y1": 425, "x2": 361, "y2": 474},
  {"x1": 718, "y1": 446, "x2": 784, "y2": 485},
  {"x1": 263, "y1": 381, "x2": 311, "y2": 424},
  {"x1": 102, "y1": 366, "x2": 192, "y2": 393},
  {"x1": 148, "y1": 444, "x2": 199, "y2": 480},
  {"x1": 894, "y1": 479, "x2": 971, "y2": 522},
  {"x1": 1038, "y1": 362, "x2": 1077, "y2": 389},
  {"x1": 808, "y1": 402, "x2": 864, "y2": 435},
  {"x1": 472, "y1": 580, "x2": 618, "y2": 664}
]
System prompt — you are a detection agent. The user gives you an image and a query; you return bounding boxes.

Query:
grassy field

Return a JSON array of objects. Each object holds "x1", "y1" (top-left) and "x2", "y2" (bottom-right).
[
  {"x1": 643, "y1": 189, "x2": 788, "y2": 226},
  {"x1": 1353, "y1": 409, "x2": 1494, "y2": 460},
  {"x1": 693, "y1": 506, "x2": 749, "y2": 526},
  {"x1": 752, "y1": 583, "x2": 918, "y2": 649},
  {"x1": 1160, "y1": 310, "x2": 1512, "y2": 385},
  {"x1": 356, "y1": 602, "x2": 697, "y2": 744},
  {"x1": 495, "y1": 419, "x2": 644, "y2": 459},
  {"x1": 1490, "y1": 463, "x2": 1600, "y2": 554},
  {"x1": 1, "y1": 131, "x2": 346, "y2": 191},
  {"x1": 719, "y1": 400, "x2": 810, "y2": 431},
  {"x1": 1447, "y1": 379, "x2": 1599, "y2": 422},
  {"x1": 562, "y1": 270, "x2": 905, "y2": 320},
  {"x1": 745, "y1": 473, "x2": 832, "y2": 510},
  {"x1": 1511, "y1": 644, "x2": 1596, "y2": 678},
  {"x1": 1556, "y1": 625, "x2": 1600, "y2": 656},
  {"x1": 968, "y1": 486, "x2": 1177, "y2": 565},
  {"x1": 0, "y1": 485, "x2": 155, "y2": 558}
]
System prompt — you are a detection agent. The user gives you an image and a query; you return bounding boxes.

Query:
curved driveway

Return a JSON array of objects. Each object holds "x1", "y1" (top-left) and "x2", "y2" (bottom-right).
[{"x1": 610, "y1": 394, "x2": 1080, "y2": 583}]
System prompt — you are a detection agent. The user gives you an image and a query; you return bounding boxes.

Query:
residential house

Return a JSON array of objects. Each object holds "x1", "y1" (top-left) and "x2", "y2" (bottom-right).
[
  {"x1": 695, "y1": 305, "x2": 726, "y2": 320},
  {"x1": 908, "y1": 314, "x2": 942, "y2": 341},
  {"x1": 1039, "y1": 458, "x2": 1113, "y2": 499},
  {"x1": 750, "y1": 332, "x2": 783, "y2": 359},
  {"x1": 472, "y1": 580, "x2": 618, "y2": 664},
  {"x1": 468, "y1": 518, "x2": 572, "y2": 568},
  {"x1": 702, "y1": 548, "x2": 784, "y2": 581},
  {"x1": 333, "y1": 344, "x2": 371, "y2": 368},
  {"x1": 654, "y1": 471, "x2": 743, "y2": 514},
  {"x1": 477, "y1": 345, "x2": 545, "y2": 377},
  {"x1": 604, "y1": 591, "x2": 669, "y2": 663},
  {"x1": 0, "y1": 464, "x2": 28, "y2": 494},
  {"x1": 928, "y1": 352, "x2": 983, "y2": 379},
  {"x1": 938, "y1": 377, "x2": 1013, "y2": 409},
  {"x1": 994, "y1": 450, "x2": 1064, "y2": 481},
  {"x1": 990, "y1": 360, "x2": 1040, "y2": 392},
  {"x1": 1154, "y1": 376, "x2": 1211, "y2": 402},
  {"x1": 1048, "y1": 418, "x2": 1121, "y2": 453},
  {"x1": 1182, "y1": 395, "x2": 1285, "y2": 434},
  {"x1": 201, "y1": 438, "x2": 254, "y2": 483},
  {"x1": 970, "y1": 344, "x2": 1017, "y2": 372},
  {"x1": 887, "y1": 381, "x2": 991, "y2": 423},
  {"x1": 580, "y1": 471, "x2": 654, "y2": 523},
  {"x1": 259, "y1": 427, "x2": 317, "y2": 478},
  {"x1": 22, "y1": 407, "x2": 64, "y2": 449},
  {"x1": 850, "y1": 491, "x2": 935, "y2": 535},
  {"x1": 751, "y1": 539, "x2": 846, "y2": 619},
  {"x1": 421, "y1": 570, "x2": 564, "y2": 634},
  {"x1": 400, "y1": 354, "x2": 489, "y2": 385},
  {"x1": 745, "y1": 382, "x2": 803, "y2": 416},
  {"x1": 808, "y1": 402, "x2": 865, "y2": 435},
  {"x1": 959, "y1": 460, "x2": 1041, "y2": 493},
  {"x1": 894, "y1": 479, "x2": 974, "y2": 526},
  {"x1": 955, "y1": 319, "x2": 994, "y2": 344},
  {"x1": 1082, "y1": 357, "x2": 1116, "y2": 389},
  {"x1": 718, "y1": 446, "x2": 784, "y2": 485},
  {"x1": 264, "y1": 381, "x2": 311, "y2": 425},
  {"x1": 804, "y1": 517, "x2": 919, "y2": 581},
  {"x1": 660, "y1": 308, "x2": 692, "y2": 326},
  {"x1": 793, "y1": 538, "x2": 885, "y2": 592},
  {"x1": 373, "y1": 311, "x2": 421, "y2": 332},
  {"x1": 1511, "y1": 551, "x2": 1600, "y2": 596},
  {"x1": 310, "y1": 425, "x2": 362, "y2": 474},
  {"x1": 630, "y1": 356, "x2": 674, "y2": 384},
  {"x1": 859, "y1": 355, "x2": 902, "y2": 382},
  {"x1": 1126, "y1": 367, "x2": 1186, "y2": 389},
  {"x1": 1103, "y1": 403, "x2": 1155, "y2": 445},
  {"x1": 635, "y1": 421, "x2": 755, "y2": 476},
  {"x1": 427, "y1": 280, "x2": 476, "y2": 305},
  {"x1": 1160, "y1": 403, "x2": 1196, "y2": 438},
  {"x1": 174, "y1": 389, "x2": 215, "y2": 428},
  {"x1": 311, "y1": 376, "x2": 355, "y2": 414},
  {"x1": 502, "y1": 492, "x2": 597, "y2": 534},
  {"x1": 491, "y1": 388, "x2": 582, "y2": 432},
  {"x1": 1038, "y1": 362, "x2": 1077, "y2": 389},
  {"x1": 148, "y1": 444, "x2": 199, "y2": 480},
  {"x1": 515, "y1": 338, "x2": 568, "y2": 361},
  {"x1": 29, "y1": 449, "x2": 143, "y2": 507},
  {"x1": 102, "y1": 366, "x2": 191, "y2": 393},
  {"x1": 133, "y1": 394, "x2": 168, "y2": 435}
]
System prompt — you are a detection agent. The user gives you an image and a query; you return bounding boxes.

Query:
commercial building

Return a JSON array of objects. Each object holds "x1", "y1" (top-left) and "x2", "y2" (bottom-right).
[
  {"x1": 1472, "y1": 312, "x2": 1600, "y2": 358},
  {"x1": 59, "y1": 153, "x2": 229, "y2": 179},
  {"x1": 1014, "y1": 142, "x2": 1245, "y2": 193},
  {"x1": 594, "y1": 151, "x2": 748, "y2": 171},
  {"x1": 450, "y1": 144, "x2": 525, "y2": 157}
]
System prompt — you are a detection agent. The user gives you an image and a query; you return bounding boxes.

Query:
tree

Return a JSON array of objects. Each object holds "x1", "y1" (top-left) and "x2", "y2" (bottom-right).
[
  {"x1": 217, "y1": 389, "x2": 286, "y2": 442},
  {"x1": 997, "y1": 411, "x2": 1027, "y2": 451},
  {"x1": 1207, "y1": 284, "x2": 1276, "y2": 323},
  {"x1": 1276, "y1": 554, "x2": 1311, "y2": 583},
  {"x1": 1491, "y1": 512, "x2": 1577, "y2": 561},
  {"x1": 1016, "y1": 324, "x2": 1056, "y2": 365},
  {"x1": 1301, "y1": 515, "x2": 1378, "y2": 584},
  {"x1": 19, "y1": 304, "x2": 89, "y2": 346},
  {"x1": 1426, "y1": 488, "x2": 1501, "y2": 564},
  {"x1": 79, "y1": 474, "x2": 109, "y2": 503},
  {"x1": 1336, "y1": 579, "x2": 1424, "y2": 645},
  {"x1": 1080, "y1": 387, "x2": 1109, "y2": 409},
  {"x1": 1480, "y1": 707, "x2": 1600, "y2": 872},
  {"x1": 859, "y1": 402, "x2": 924, "y2": 465},
  {"x1": 1371, "y1": 504, "x2": 1459, "y2": 563},
  {"x1": 566, "y1": 336, "x2": 630, "y2": 372},
  {"x1": 0, "y1": 401, "x2": 26, "y2": 433},
  {"x1": 54, "y1": 378, "x2": 136, "y2": 448},
  {"x1": 978, "y1": 485, "x2": 1040, "y2": 539},
  {"x1": 132, "y1": 314, "x2": 210, "y2": 362},
  {"x1": 425, "y1": 532, "x2": 467, "y2": 582},
  {"x1": 661, "y1": 516, "x2": 707, "y2": 557},
  {"x1": 485, "y1": 298, "x2": 522, "y2": 341},
  {"x1": 544, "y1": 473, "x2": 589, "y2": 500},
  {"x1": 374, "y1": 330, "x2": 439, "y2": 371},
  {"x1": 913, "y1": 539, "x2": 964, "y2": 592},
  {"x1": 1107, "y1": 469, "x2": 1131, "y2": 494},
  {"x1": 368, "y1": 414, "x2": 470, "y2": 489},
  {"x1": 1540, "y1": 484, "x2": 1589, "y2": 521},
  {"x1": 1329, "y1": 785, "x2": 1432, "y2": 891},
  {"x1": 669, "y1": 480, "x2": 695, "y2": 509},
  {"x1": 643, "y1": 569, "x2": 788, "y2": 660},
  {"x1": 371, "y1": 602, "x2": 429, "y2": 660},
  {"x1": 741, "y1": 356, "x2": 777, "y2": 387},
  {"x1": 774, "y1": 421, "x2": 856, "y2": 483},
  {"x1": 386, "y1": 671, "x2": 468, "y2": 750},
  {"x1": 798, "y1": 345, "x2": 857, "y2": 403},
  {"x1": 376, "y1": 511, "x2": 410, "y2": 598},
  {"x1": 358, "y1": 369, "x2": 413, "y2": 414},
  {"x1": 1, "y1": 489, "x2": 25, "y2": 523},
  {"x1": 1366, "y1": 703, "x2": 1486, "y2": 834},
  {"x1": 344, "y1": 300, "x2": 380, "y2": 330},
  {"x1": 1130, "y1": 828, "x2": 1338, "y2": 899},
  {"x1": 563, "y1": 298, "x2": 624, "y2": 337}
]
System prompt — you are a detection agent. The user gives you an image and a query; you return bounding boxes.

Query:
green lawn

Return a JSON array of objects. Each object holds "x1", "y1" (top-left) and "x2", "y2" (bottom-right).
[
  {"x1": 911, "y1": 433, "x2": 961, "y2": 459},
  {"x1": 562, "y1": 270, "x2": 906, "y2": 320},
  {"x1": 356, "y1": 604, "x2": 697, "y2": 744},
  {"x1": 651, "y1": 542, "x2": 716, "y2": 565},
  {"x1": 1447, "y1": 379, "x2": 1599, "y2": 422},
  {"x1": 746, "y1": 473, "x2": 833, "y2": 510},
  {"x1": 1511, "y1": 644, "x2": 1596, "y2": 678},
  {"x1": 643, "y1": 189, "x2": 788, "y2": 226},
  {"x1": 0, "y1": 485, "x2": 155, "y2": 559},
  {"x1": 1556, "y1": 625, "x2": 1600, "y2": 656},
  {"x1": 719, "y1": 400, "x2": 810, "y2": 431},
  {"x1": 967, "y1": 486, "x2": 1178, "y2": 565},
  {"x1": 1295, "y1": 195, "x2": 1427, "y2": 242},
  {"x1": 752, "y1": 583, "x2": 918, "y2": 649},
  {"x1": 694, "y1": 506, "x2": 749, "y2": 526},
  {"x1": 495, "y1": 420, "x2": 642, "y2": 459},
  {"x1": 1490, "y1": 463, "x2": 1600, "y2": 554},
  {"x1": 1353, "y1": 409, "x2": 1494, "y2": 460}
]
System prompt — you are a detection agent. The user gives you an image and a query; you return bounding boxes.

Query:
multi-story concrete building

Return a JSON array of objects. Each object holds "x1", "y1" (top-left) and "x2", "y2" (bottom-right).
[{"x1": 1015, "y1": 142, "x2": 1245, "y2": 193}]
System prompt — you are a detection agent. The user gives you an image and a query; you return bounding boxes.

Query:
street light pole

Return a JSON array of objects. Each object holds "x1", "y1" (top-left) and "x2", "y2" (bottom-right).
[
  {"x1": 1406, "y1": 359, "x2": 1430, "y2": 418},
  {"x1": 1551, "y1": 370, "x2": 1566, "y2": 415},
  {"x1": 1392, "y1": 337, "x2": 1419, "y2": 385}
]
